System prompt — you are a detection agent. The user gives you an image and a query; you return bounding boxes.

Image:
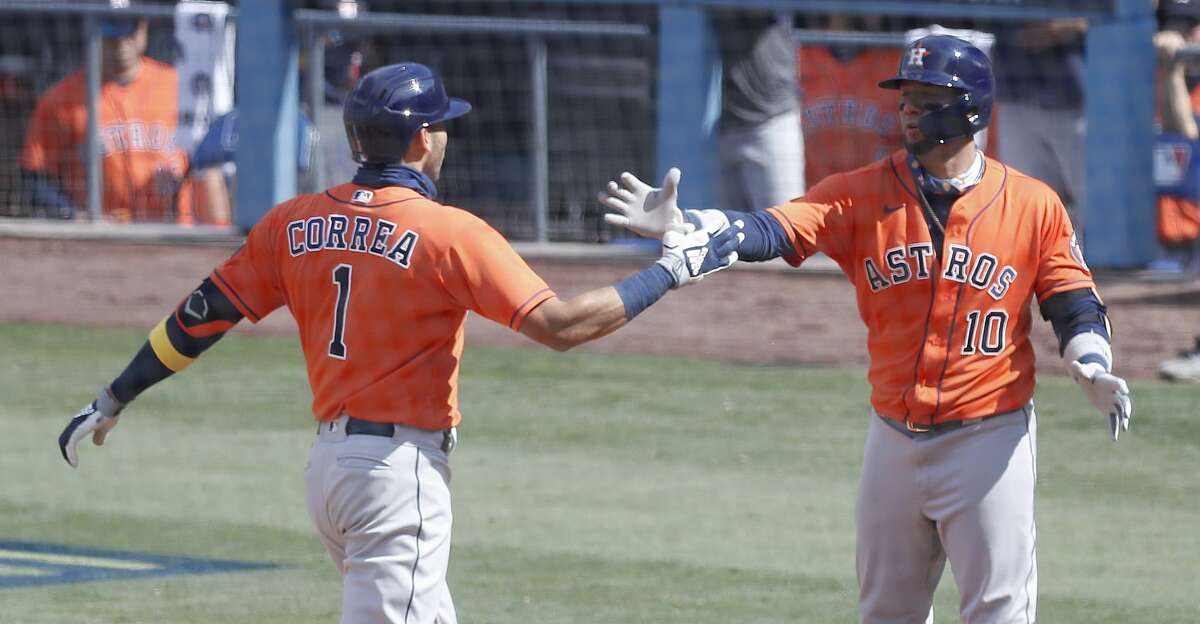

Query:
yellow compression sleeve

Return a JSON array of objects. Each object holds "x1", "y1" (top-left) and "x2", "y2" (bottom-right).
[{"x1": 148, "y1": 316, "x2": 196, "y2": 372}]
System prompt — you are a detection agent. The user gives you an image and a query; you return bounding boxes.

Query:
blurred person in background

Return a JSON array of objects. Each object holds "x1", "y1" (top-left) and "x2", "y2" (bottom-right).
[
  {"x1": 314, "y1": 29, "x2": 368, "y2": 190},
  {"x1": 796, "y1": 13, "x2": 903, "y2": 189},
  {"x1": 1154, "y1": 0, "x2": 1200, "y2": 382},
  {"x1": 992, "y1": 18, "x2": 1088, "y2": 227},
  {"x1": 714, "y1": 9, "x2": 804, "y2": 212},
  {"x1": 19, "y1": 13, "x2": 228, "y2": 225},
  {"x1": 1152, "y1": 0, "x2": 1200, "y2": 274}
]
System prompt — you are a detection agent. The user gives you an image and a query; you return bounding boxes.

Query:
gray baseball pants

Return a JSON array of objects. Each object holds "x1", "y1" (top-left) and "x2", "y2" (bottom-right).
[
  {"x1": 856, "y1": 405, "x2": 1038, "y2": 623},
  {"x1": 305, "y1": 415, "x2": 457, "y2": 624},
  {"x1": 996, "y1": 100, "x2": 1086, "y2": 228},
  {"x1": 718, "y1": 109, "x2": 805, "y2": 213}
]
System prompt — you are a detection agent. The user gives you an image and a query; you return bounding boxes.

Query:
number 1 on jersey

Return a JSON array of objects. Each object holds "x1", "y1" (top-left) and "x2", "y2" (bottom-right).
[{"x1": 329, "y1": 264, "x2": 352, "y2": 359}]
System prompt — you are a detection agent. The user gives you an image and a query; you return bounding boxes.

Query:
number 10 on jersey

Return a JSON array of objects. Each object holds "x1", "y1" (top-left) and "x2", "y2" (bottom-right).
[{"x1": 961, "y1": 309, "x2": 1009, "y2": 356}]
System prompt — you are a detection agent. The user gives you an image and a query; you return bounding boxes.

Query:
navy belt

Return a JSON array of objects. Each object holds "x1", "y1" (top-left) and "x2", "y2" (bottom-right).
[
  {"x1": 344, "y1": 417, "x2": 399, "y2": 437},
  {"x1": 336, "y1": 416, "x2": 458, "y2": 453}
]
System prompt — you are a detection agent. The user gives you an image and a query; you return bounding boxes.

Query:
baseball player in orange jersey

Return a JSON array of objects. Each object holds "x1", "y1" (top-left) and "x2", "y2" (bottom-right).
[
  {"x1": 57, "y1": 62, "x2": 741, "y2": 623},
  {"x1": 605, "y1": 35, "x2": 1132, "y2": 623},
  {"x1": 20, "y1": 15, "x2": 219, "y2": 224}
]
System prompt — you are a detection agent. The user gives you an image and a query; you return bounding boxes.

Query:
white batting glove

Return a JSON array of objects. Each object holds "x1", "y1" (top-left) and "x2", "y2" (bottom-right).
[
  {"x1": 1069, "y1": 360, "x2": 1131, "y2": 441},
  {"x1": 683, "y1": 208, "x2": 731, "y2": 236},
  {"x1": 1062, "y1": 332, "x2": 1131, "y2": 441},
  {"x1": 59, "y1": 388, "x2": 124, "y2": 468},
  {"x1": 657, "y1": 220, "x2": 744, "y2": 288},
  {"x1": 600, "y1": 167, "x2": 693, "y2": 238}
]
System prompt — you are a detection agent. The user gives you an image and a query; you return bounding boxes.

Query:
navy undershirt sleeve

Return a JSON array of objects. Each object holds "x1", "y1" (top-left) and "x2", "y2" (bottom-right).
[
  {"x1": 686, "y1": 210, "x2": 794, "y2": 262},
  {"x1": 109, "y1": 344, "x2": 175, "y2": 403}
]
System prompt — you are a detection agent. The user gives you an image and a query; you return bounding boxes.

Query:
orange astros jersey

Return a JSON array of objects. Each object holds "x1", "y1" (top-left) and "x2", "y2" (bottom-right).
[
  {"x1": 210, "y1": 184, "x2": 556, "y2": 429},
  {"x1": 798, "y1": 47, "x2": 904, "y2": 188},
  {"x1": 21, "y1": 59, "x2": 197, "y2": 223},
  {"x1": 766, "y1": 151, "x2": 1094, "y2": 426}
]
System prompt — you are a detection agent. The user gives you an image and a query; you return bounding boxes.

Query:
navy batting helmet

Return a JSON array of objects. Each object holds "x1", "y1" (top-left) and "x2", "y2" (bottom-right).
[
  {"x1": 344, "y1": 63, "x2": 472, "y2": 164},
  {"x1": 1160, "y1": 0, "x2": 1200, "y2": 22},
  {"x1": 879, "y1": 34, "x2": 994, "y2": 146}
]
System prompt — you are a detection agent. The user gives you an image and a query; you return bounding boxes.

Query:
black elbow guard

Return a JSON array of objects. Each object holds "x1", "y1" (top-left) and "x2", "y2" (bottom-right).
[{"x1": 1040, "y1": 288, "x2": 1110, "y2": 354}]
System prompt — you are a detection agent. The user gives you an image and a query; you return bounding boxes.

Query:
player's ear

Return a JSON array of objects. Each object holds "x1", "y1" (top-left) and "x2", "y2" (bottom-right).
[
  {"x1": 404, "y1": 127, "x2": 431, "y2": 162},
  {"x1": 134, "y1": 18, "x2": 150, "y2": 46}
]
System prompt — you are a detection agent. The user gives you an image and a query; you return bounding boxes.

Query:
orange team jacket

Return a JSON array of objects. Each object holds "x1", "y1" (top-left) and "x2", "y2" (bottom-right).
[
  {"x1": 21, "y1": 59, "x2": 199, "y2": 224},
  {"x1": 798, "y1": 47, "x2": 904, "y2": 188},
  {"x1": 210, "y1": 184, "x2": 556, "y2": 430},
  {"x1": 767, "y1": 151, "x2": 1095, "y2": 426},
  {"x1": 798, "y1": 47, "x2": 1002, "y2": 188},
  {"x1": 1156, "y1": 82, "x2": 1200, "y2": 244}
]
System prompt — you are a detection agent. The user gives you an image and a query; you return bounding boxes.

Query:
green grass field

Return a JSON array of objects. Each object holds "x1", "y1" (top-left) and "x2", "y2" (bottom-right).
[{"x1": 2, "y1": 322, "x2": 1197, "y2": 623}]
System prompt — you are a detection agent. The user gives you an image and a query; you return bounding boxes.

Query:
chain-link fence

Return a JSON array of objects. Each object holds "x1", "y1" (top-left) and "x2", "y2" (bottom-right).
[{"x1": 0, "y1": 1, "x2": 1180, "y2": 264}]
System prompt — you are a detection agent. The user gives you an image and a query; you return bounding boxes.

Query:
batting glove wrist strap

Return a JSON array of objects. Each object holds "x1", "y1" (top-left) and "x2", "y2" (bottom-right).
[
  {"x1": 1062, "y1": 331, "x2": 1112, "y2": 372},
  {"x1": 96, "y1": 386, "x2": 125, "y2": 416}
]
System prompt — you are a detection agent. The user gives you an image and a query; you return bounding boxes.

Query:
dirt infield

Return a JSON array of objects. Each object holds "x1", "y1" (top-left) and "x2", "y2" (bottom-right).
[{"x1": 3, "y1": 237, "x2": 1198, "y2": 380}]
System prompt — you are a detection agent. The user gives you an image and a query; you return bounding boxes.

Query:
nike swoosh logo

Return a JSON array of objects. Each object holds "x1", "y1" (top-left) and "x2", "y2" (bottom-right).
[{"x1": 883, "y1": 204, "x2": 905, "y2": 214}]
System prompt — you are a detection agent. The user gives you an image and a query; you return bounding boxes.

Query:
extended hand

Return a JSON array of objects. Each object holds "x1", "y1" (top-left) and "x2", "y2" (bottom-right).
[
  {"x1": 657, "y1": 220, "x2": 744, "y2": 288},
  {"x1": 600, "y1": 168, "x2": 692, "y2": 238},
  {"x1": 59, "y1": 389, "x2": 124, "y2": 468},
  {"x1": 1069, "y1": 360, "x2": 1132, "y2": 441}
]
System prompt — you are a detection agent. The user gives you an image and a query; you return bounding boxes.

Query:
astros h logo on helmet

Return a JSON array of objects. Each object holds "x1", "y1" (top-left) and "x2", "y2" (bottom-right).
[{"x1": 907, "y1": 46, "x2": 929, "y2": 68}]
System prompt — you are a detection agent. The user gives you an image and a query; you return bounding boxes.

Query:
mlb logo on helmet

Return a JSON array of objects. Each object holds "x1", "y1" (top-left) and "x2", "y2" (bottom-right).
[{"x1": 351, "y1": 190, "x2": 374, "y2": 204}]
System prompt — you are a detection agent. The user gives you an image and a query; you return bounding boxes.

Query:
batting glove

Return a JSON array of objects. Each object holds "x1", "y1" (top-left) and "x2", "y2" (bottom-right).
[
  {"x1": 683, "y1": 209, "x2": 731, "y2": 236},
  {"x1": 599, "y1": 168, "x2": 692, "y2": 238},
  {"x1": 1062, "y1": 331, "x2": 1131, "y2": 441},
  {"x1": 59, "y1": 388, "x2": 124, "y2": 468},
  {"x1": 657, "y1": 220, "x2": 744, "y2": 288},
  {"x1": 1069, "y1": 360, "x2": 1132, "y2": 441}
]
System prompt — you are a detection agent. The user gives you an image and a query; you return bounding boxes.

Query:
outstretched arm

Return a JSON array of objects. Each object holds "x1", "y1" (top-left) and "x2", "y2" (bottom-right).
[
  {"x1": 683, "y1": 209, "x2": 794, "y2": 262},
  {"x1": 59, "y1": 277, "x2": 245, "y2": 467},
  {"x1": 1155, "y1": 30, "x2": 1199, "y2": 140},
  {"x1": 520, "y1": 224, "x2": 742, "y2": 351}
]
